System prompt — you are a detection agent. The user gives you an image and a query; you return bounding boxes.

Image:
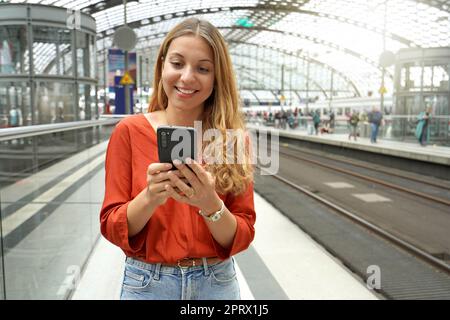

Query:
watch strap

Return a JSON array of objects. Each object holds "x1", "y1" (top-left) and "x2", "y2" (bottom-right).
[{"x1": 198, "y1": 200, "x2": 225, "y2": 222}]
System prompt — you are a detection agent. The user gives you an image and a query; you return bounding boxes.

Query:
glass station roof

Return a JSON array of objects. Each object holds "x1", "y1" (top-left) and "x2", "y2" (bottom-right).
[{"x1": 5, "y1": 0, "x2": 450, "y2": 102}]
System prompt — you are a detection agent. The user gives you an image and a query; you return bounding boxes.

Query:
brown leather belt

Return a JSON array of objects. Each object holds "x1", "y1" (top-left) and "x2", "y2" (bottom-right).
[
  {"x1": 167, "y1": 257, "x2": 222, "y2": 267},
  {"x1": 133, "y1": 256, "x2": 222, "y2": 267}
]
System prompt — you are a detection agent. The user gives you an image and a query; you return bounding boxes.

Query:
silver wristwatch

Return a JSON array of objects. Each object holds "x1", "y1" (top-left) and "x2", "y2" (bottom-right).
[{"x1": 198, "y1": 200, "x2": 225, "y2": 222}]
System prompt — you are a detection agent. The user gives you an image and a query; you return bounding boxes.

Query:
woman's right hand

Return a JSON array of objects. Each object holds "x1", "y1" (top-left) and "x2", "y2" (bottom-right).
[{"x1": 146, "y1": 163, "x2": 184, "y2": 206}]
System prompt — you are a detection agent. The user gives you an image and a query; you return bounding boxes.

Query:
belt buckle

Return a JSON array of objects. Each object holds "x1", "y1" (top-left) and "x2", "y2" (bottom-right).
[{"x1": 177, "y1": 258, "x2": 196, "y2": 267}]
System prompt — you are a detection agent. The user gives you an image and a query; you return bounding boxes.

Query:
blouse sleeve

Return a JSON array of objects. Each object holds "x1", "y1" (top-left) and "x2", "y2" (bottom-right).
[
  {"x1": 211, "y1": 182, "x2": 256, "y2": 259},
  {"x1": 99, "y1": 121, "x2": 147, "y2": 256}
]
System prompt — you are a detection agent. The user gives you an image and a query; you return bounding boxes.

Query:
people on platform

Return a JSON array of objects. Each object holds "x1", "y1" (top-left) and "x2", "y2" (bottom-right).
[
  {"x1": 329, "y1": 109, "x2": 335, "y2": 133},
  {"x1": 359, "y1": 110, "x2": 369, "y2": 138},
  {"x1": 348, "y1": 110, "x2": 359, "y2": 141},
  {"x1": 312, "y1": 110, "x2": 321, "y2": 135},
  {"x1": 415, "y1": 106, "x2": 432, "y2": 147},
  {"x1": 368, "y1": 106, "x2": 383, "y2": 143}
]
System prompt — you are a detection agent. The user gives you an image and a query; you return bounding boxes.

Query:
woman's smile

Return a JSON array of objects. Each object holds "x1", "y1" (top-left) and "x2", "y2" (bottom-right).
[{"x1": 174, "y1": 86, "x2": 199, "y2": 98}]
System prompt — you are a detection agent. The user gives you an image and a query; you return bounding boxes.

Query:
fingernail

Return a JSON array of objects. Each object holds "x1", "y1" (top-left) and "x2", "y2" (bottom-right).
[
  {"x1": 185, "y1": 157, "x2": 192, "y2": 164},
  {"x1": 173, "y1": 159, "x2": 181, "y2": 165},
  {"x1": 166, "y1": 163, "x2": 172, "y2": 168}
]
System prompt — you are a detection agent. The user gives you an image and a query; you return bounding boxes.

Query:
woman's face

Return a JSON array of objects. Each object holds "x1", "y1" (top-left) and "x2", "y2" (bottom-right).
[{"x1": 162, "y1": 35, "x2": 215, "y2": 112}]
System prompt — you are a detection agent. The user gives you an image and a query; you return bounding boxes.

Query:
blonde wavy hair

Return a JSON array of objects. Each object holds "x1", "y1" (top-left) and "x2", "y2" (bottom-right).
[{"x1": 148, "y1": 18, "x2": 253, "y2": 195}]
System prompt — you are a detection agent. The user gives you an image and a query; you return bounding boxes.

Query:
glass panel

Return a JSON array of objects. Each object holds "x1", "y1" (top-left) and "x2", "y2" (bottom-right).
[
  {"x1": 89, "y1": 35, "x2": 96, "y2": 79},
  {"x1": 32, "y1": 26, "x2": 72, "y2": 76},
  {"x1": 423, "y1": 65, "x2": 433, "y2": 90},
  {"x1": 400, "y1": 67, "x2": 407, "y2": 89},
  {"x1": 34, "y1": 82, "x2": 75, "y2": 124},
  {"x1": 0, "y1": 25, "x2": 28, "y2": 75},
  {"x1": 433, "y1": 65, "x2": 449, "y2": 90},
  {"x1": 408, "y1": 65, "x2": 422, "y2": 92},
  {"x1": 78, "y1": 83, "x2": 95, "y2": 120},
  {"x1": 0, "y1": 81, "x2": 31, "y2": 128},
  {"x1": 0, "y1": 123, "x2": 116, "y2": 299},
  {"x1": 400, "y1": 63, "x2": 423, "y2": 92},
  {"x1": 424, "y1": 95, "x2": 449, "y2": 143},
  {"x1": 76, "y1": 31, "x2": 90, "y2": 78}
]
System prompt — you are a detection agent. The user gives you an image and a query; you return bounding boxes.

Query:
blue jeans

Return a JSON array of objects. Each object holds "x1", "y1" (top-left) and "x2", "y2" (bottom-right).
[
  {"x1": 370, "y1": 123, "x2": 379, "y2": 142},
  {"x1": 120, "y1": 257, "x2": 241, "y2": 300},
  {"x1": 420, "y1": 125, "x2": 428, "y2": 146}
]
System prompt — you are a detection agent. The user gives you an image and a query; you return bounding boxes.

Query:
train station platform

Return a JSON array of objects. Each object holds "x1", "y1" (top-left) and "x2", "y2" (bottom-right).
[
  {"x1": 246, "y1": 124, "x2": 450, "y2": 167},
  {"x1": 2, "y1": 0, "x2": 450, "y2": 303},
  {"x1": 71, "y1": 191, "x2": 379, "y2": 300},
  {"x1": 1, "y1": 127, "x2": 380, "y2": 300}
]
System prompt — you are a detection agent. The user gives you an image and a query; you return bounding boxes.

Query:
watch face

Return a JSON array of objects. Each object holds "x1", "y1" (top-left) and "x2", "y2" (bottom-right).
[{"x1": 198, "y1": 200, "x2": 224, "y2": 222}]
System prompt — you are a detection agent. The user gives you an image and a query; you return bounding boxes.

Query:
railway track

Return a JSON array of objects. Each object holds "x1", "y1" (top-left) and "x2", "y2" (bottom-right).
[
  {"x1": 280, "y1": 143, "x2": 450, "y2": 192},
  {"x1": 272, "y1": 144, "x2": 450, "y2": 264},
  {"x1": 254, "y1": 146, "x2": 450, "y2": 299},
  {"x1": 255, "y1": 166, "x2": 450, "y2": 299},
  {"x1": 276, "y1": 144, "x2": 450, "y2": 207},
  {"x1": 257, "y1": 165, "x2": 450, "y2": 274}
]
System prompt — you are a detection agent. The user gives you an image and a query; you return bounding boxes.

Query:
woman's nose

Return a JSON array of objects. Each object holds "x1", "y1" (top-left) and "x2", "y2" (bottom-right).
[{"x1": 179, "y1": 66, "x2": 195, "y2": 83}]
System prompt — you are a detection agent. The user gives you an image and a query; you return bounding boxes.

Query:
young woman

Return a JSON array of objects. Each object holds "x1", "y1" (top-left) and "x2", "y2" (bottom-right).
[{"x1": 100, "y1": 18, "x2": 255, "y2": 300}]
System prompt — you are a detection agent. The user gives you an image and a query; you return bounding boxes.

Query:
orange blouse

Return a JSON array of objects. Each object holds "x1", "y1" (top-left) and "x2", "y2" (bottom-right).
[{"x1": 100, "y1": 114, "x2": 256, "y2": 264}]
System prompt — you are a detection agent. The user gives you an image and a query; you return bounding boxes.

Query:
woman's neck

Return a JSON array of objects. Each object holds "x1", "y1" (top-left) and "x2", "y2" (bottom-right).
[{"x1": 164, "y1": 104, "x2": 204, "y2": 127}]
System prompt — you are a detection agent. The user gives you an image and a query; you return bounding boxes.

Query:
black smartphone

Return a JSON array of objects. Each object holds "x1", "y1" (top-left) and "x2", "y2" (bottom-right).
[{"x1": 157, "y1": 125, "x2": 197, "y2": 166}]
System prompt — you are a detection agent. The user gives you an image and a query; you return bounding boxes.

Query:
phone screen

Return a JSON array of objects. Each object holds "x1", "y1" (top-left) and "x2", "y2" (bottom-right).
[{"x1": 157, "y1": 125, "x2": 197, "y2": 165}]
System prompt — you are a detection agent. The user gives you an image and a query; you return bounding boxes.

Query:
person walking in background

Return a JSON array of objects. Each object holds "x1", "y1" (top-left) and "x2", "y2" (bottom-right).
[
  {"x1": 368, "y1": 106, "x2": 383, "y2": 143},
  {"x1": 312, "y1": 110, "x2": 321, "y2": 135},
  {"x1": 415, "y1": 106, "x2": 432, "y2": 146},
  {"x1": 329, "y1": 109, "x2": 335, "y2": 133},
  {"x1": 359, "y1": 110, "x2": 369, "y2": 138},
  {"x1": 274, "y1": 111, "x2": 281, "y2": 128},
  {"x1": 348, "y1": 110, "x2": 359, "y2": 141}
]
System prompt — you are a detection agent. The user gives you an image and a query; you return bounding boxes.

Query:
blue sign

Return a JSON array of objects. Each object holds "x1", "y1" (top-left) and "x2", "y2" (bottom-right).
[{"x1": 114, "y1": 75, "x2": 134, "y2": 114}]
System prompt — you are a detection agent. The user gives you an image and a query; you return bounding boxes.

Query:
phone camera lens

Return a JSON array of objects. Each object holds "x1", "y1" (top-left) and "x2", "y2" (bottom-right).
[{"x1": 161, "y1": 132, "x2": 167, "y2": 147}]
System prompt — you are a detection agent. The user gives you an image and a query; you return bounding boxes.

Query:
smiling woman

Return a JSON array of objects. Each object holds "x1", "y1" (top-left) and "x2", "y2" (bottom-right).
[
  {"x1": 100, "y1": 18, "x2": 256, "y2": 300},
  {"x1": 162, "y1": 36, "x2": 215, "y2": 113},
  {"x1": 149, "y1": 18, "x2": 254, "y2": 195}
]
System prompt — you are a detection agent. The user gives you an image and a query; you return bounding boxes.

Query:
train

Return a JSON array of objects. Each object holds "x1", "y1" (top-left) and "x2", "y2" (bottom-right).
[{"x1": 243, "y1": 96, "x2": 394, "y2": 121}]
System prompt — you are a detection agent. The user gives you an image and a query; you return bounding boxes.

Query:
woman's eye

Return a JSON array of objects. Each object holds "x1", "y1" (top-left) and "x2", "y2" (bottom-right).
[
  {"x1": 170, "y1": 62, "x2": 182, "y2": 68},
  {"x1": 198, "y1": 67, "x2": 209, "y2": 73}
]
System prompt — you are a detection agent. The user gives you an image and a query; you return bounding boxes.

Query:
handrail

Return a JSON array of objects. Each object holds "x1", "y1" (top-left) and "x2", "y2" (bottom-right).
[
  {"x1": 250, "y1": 115, "x2": 450, "y2": 120},
  {"x1": 0, "y1": 118, "x2": 120, "y2": 142}
]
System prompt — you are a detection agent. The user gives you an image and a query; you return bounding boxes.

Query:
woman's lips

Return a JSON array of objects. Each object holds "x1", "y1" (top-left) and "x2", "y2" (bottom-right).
[{"x1": 175, "y1": 86, "x2": 198, "y2": 97}]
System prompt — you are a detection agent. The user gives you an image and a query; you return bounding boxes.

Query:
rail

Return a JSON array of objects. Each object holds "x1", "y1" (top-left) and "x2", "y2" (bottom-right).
[{"x1": 0, "y1": 118, "x2": 120, "y2": 142}]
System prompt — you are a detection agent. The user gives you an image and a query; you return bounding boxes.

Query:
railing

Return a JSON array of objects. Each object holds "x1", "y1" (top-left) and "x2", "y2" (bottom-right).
[
  {"x1": 0, "y1": 117, "x2": 120, "y2": 299},
  {"x1": 245, "y1": 115, "x2": 450, "y2": 146},
  {"x1": 0, "y1": 119, "x2": 119, "y2": 142}
]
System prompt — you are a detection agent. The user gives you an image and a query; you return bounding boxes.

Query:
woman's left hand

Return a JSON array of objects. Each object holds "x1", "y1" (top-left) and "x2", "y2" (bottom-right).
[{"x1": 165, "y1": 158, "x2": 222, "y2": 214}]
